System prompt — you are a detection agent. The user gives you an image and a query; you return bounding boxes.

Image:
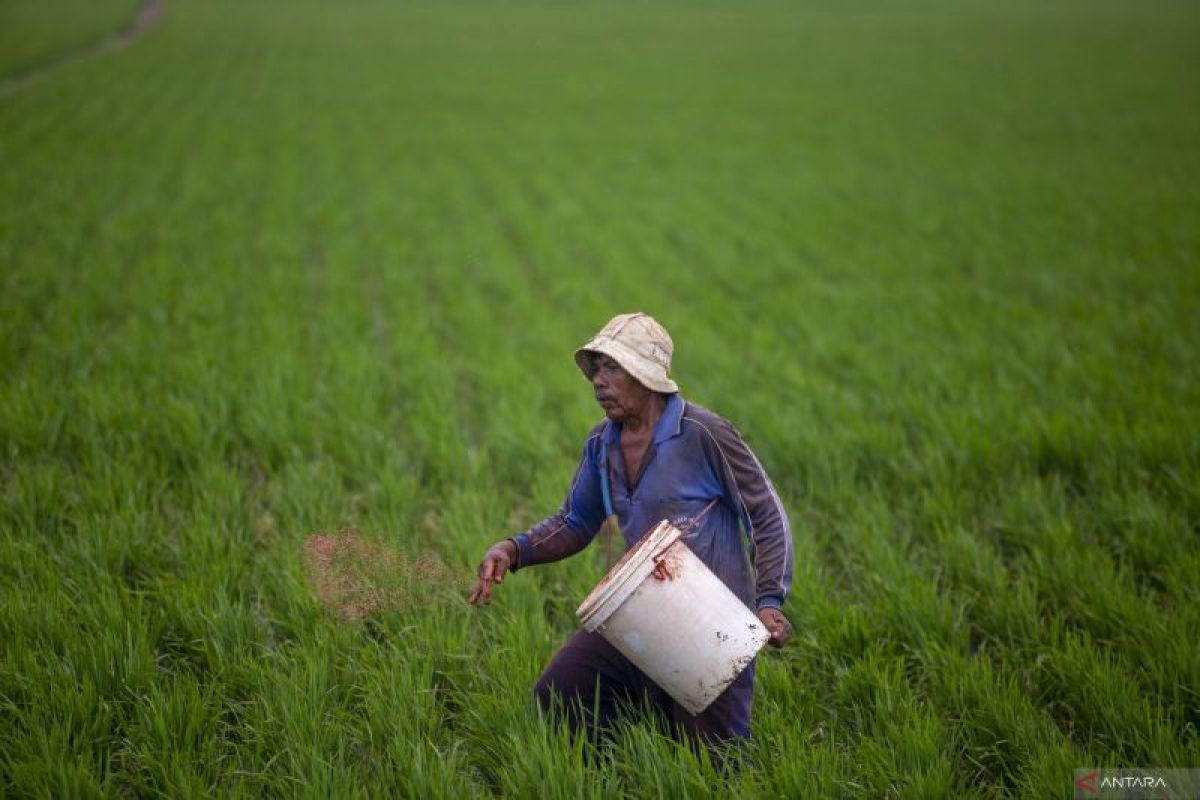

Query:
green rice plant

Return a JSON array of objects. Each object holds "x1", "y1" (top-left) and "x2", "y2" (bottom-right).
[
  {"x1": 0, "y1": 0, "x2": 143, "y2": 81},
  {"x1": 1, "y1": 0, "x2": 1197, "y2": 795}
]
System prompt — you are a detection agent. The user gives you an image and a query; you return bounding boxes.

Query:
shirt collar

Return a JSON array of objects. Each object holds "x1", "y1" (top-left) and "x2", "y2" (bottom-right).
[
  {"x1": 654, "y1": 393, "x2": 685, "y2": 444},
  {"x1": 601, "y1": 393, "x2": 685, "y2": 445}
]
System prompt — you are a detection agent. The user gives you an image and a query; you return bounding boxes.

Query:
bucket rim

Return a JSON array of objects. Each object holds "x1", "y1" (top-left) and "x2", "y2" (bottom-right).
[{"x1": 576, "y1": 520, "x2": 682, "y2": 628}]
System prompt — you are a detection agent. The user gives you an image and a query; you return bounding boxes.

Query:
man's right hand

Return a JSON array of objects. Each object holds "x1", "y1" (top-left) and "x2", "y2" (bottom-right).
[{"x1": 467, "y1": 539, "x2": 518, "y2": 605}]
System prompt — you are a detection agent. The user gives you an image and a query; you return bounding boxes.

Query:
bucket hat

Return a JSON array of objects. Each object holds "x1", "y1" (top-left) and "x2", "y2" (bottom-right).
[{"x1": 574, "y1": 312, "x2": 679, "y2": 394}]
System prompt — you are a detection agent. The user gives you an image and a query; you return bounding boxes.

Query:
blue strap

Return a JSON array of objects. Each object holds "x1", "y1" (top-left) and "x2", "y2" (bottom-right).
[{"x1": 598, "y1": 434, "x2": 615, "y2": 518}]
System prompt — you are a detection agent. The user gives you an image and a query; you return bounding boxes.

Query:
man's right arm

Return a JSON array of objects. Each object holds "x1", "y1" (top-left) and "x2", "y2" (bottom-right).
[
  {"x1": 510, "y1": 429, "x2": 607, "y2": 570},
  {"x1": 468, "y1": 426, "x2": 607, "y2": 604}
]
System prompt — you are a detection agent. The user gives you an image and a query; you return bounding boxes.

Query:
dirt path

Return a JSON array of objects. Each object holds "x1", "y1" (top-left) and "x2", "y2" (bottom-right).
[{"x1": 0, "y1": 0, "x2": 166, "y2": 98}]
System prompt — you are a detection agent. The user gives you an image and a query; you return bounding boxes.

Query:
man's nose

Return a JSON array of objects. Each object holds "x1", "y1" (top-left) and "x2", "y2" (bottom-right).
[{"x1": 592, "y1": 371, "x2": 607, "y2": 389}]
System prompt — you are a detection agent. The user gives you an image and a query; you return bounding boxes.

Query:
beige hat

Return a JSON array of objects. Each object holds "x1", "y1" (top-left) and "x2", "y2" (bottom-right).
[{"x1": 574, "y1": 312, "x2": 679, "y2": 393}]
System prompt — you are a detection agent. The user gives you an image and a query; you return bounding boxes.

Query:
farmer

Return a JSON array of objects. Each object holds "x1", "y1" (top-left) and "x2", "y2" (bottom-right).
[{"x1": 468, "y1": 312, "x2": 793, "y2": 747}]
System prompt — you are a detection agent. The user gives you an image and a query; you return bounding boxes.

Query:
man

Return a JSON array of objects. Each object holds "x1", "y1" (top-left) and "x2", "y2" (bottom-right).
[{"x1": 468, "y1": 312, "x2": 793, "y2": 747}]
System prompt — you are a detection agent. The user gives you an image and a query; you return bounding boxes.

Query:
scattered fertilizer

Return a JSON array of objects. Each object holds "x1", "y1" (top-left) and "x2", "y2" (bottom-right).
[{"x1": 302, "y1": 529, "x2": 460, "y2": 622}]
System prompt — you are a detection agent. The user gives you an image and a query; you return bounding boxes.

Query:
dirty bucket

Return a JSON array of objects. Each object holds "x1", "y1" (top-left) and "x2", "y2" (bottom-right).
[{"x1": 576, "y1": 520, "x2": 770, "y2": 715}]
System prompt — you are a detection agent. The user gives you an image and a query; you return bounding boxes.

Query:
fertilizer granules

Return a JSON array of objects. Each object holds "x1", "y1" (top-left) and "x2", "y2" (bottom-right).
[{"x1": 302, "y1": 529, "x2": 460, "y2": 622}]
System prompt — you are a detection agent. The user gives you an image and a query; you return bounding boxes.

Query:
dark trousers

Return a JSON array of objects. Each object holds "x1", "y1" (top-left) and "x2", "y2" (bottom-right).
[{"x1": 533, "y1": 629, "x2": 754, "y2": 748}]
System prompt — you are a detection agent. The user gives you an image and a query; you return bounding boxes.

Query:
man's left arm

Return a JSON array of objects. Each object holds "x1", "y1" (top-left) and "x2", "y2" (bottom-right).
[{"x1": 707, "y1": 417, "x2": 795, "y2": 646}]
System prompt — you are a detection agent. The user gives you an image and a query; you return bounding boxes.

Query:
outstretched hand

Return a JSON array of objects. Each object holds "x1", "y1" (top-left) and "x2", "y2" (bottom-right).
[
  {"x1": 757, "y1": 607, "x2": 792, "y2": 648},
  {"x1": 467, "y1": 540, "x2": 518, "y2": 605}
]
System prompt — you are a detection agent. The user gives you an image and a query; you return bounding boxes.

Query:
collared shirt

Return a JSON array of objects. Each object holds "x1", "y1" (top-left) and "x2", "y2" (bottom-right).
[{"x1": 512, "y1": 393, "x2": 793, "y2": 611}]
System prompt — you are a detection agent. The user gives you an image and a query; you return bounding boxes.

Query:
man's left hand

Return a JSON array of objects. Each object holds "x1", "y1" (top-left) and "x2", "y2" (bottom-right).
[{"x1": 757, "y1": 607, "x2": 792, "y2": 648}]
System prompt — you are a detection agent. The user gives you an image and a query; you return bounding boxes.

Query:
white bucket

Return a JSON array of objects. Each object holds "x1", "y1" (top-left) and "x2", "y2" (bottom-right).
[{"x1": 576, "y1": 520, "x2": 769, "y2": 715}]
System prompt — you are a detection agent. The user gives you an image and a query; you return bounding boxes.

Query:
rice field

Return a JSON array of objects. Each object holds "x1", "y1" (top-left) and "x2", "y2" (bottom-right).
[
  {"x1": 1, "y1": 0, "x2": 1198, "y2": 796},
  {"x1": 0, "y1": 0, "x2": 143, "y2": 80}
]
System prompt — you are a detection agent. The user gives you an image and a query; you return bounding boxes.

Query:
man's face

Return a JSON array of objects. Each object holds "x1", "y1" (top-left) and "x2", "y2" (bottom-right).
[{"x1": 589, "y1": 354, "x2": 651, "y2": 422}]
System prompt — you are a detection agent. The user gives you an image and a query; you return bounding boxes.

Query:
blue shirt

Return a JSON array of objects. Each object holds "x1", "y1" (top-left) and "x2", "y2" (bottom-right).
[{"x1": 512, "y1": 393, "x2": 793, "y2": 611}]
